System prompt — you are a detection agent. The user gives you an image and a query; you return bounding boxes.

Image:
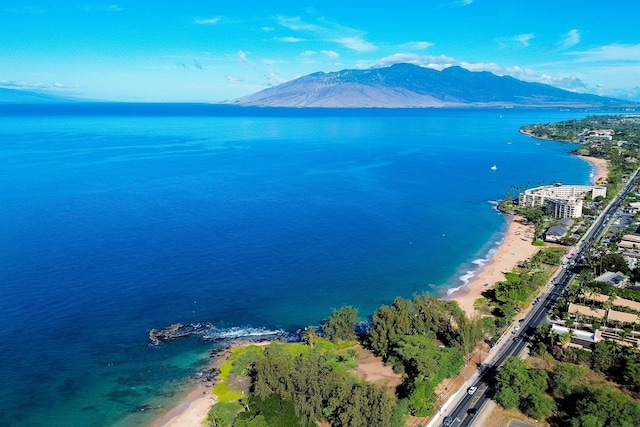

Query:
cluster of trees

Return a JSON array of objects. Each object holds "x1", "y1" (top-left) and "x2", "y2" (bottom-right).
[
  {"x1": 249, "y1": 343, "x2": 400, "y2": 427},
  {"x1": 517, "y1": 206, "x2": 547, "y2": 239},
  {"x1": 494, "y1": 357, "x2": 555, "y2": 420},
  {"x1": 495, "y1": 357, "x2": 640, "y2": 426},
  {"x1": 368, "y1": 293, "x2": 488, "y2": 416},
  {"x1": 206, "y1": 306, "x2": 409, "y2": 427},
  {"x1": 490, "y1": 269, "x2": 550, "y2": 327},
  {"x1": 535, "y1": 328, "x2": 640, "y2": 393}
]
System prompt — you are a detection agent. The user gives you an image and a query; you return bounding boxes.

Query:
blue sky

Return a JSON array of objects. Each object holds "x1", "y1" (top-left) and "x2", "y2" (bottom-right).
[{"x1": 2, "y1": 1, "x2": 640, "y2": 102}]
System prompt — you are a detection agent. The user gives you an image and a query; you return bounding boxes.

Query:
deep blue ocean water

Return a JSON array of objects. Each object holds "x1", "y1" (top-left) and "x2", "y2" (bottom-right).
[{"x1": 0, "y1": 105, "x2": 595, "y2": 426}]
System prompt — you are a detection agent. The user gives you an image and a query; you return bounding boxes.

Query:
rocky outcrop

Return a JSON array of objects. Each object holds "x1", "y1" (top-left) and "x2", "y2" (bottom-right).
[{"x1": 149, "y1": 323, "x2": 205, "y2": 344}]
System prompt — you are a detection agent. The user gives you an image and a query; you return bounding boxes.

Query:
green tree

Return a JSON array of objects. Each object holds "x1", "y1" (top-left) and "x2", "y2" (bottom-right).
[
  {"x1": 302, "y1": 326, "x2": 317, "y2": 347},
  {"x1": 494, "y1": 357, "x2": 554, "y2": 420},
  {"x1": 599, "y1": 253, "x2": 630, "y2": 274},
  {"x1": 324, "y1": 306, "x2": 359, "y2": 342},
  {"x1": 550, "y1": 363, "x2": 586, "y2": 398},
  {"x1": 495, "y1": 386, "x2": 519, "y2": 410}
]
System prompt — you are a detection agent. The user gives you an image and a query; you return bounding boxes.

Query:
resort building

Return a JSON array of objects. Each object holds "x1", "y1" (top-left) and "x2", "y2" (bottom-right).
[{"x1": 518, "y1": 184, "x2": 607, "y2": 219}]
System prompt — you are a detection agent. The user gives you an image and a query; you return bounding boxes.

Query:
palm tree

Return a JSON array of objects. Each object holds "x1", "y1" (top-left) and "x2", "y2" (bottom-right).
[{"x1": 303, "y1": 326, "x2": 317, "y2": 347}]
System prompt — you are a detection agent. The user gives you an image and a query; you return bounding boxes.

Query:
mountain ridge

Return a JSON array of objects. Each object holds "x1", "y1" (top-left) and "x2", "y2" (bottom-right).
[{"x1": 232, "y1": 64, "x2": 631, "y2": 108}]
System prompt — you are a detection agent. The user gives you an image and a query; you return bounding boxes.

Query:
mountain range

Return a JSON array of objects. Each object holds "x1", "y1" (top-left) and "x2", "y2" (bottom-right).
[
  {"x1": 232, "y1": 63, "x2": 629, "y2": 108},
  {"x1": 1, "y1": 64, "x2": 634, "y2": 108},
  {"x1": 0, "y1": 88, "x2": 79, "y2": 103}
]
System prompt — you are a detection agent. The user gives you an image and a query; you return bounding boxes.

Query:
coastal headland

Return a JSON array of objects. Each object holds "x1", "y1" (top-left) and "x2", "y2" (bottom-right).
[{"x1": 149, "y1": 155, "x2": 610, "y2": 427}]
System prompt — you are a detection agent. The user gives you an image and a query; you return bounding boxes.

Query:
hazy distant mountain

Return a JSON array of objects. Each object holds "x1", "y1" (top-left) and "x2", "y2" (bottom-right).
[
  {"x1": 0, "y1": 88, "x2": 77, "y2": 103},
  {"x1": 232, "y1": 64, "x2": 629, "y2": 108}
]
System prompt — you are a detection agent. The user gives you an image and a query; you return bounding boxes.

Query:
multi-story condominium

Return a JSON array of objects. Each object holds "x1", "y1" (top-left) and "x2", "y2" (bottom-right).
[{"x1": 518, "y1": 184, "x2": 607, "y2": 219}]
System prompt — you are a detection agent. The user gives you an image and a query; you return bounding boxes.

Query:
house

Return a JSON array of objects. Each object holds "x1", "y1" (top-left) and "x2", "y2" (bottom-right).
[
  {"x1": 544, "y1": 225, "x2": 567, "y2": 243},
  {"x1": 594, "y1": 271, "x2": 630, "y2": 288}
]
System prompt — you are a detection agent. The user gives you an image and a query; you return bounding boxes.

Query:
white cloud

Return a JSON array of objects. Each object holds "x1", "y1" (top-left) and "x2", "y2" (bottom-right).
[
  {"x1": 514, "y1": 33, "x2": 535, "y2": 47},
  {"x1": 277, "y1": 36, "x2": 305, "y2": 43},
  {"x1": 0, "y1": 80, "x2": 70, "y2": 90},
  {"x1": 300, "y1": 50, "x2": 316, "y2": 57},
  {"x1": 238, "y1": 50, "x2": 249, "y2": 63},
  {"x1": 263, "y1": 68, "x2": 286, "y2": 86},
  {"x1": 276, "y1": 15, "x2": 324, "y2": 33},
  {"x1": 367, "y1": 53, "x2": 457, "y2": 70},
  {"x1": 276, "y1": 15, "x2": 377, "y2": 52},
  {"x1": 227, "y1": 76, "x2": 242, "y2": 83},
  {"x1": 461, "y1": 0, "x2": 473, "y2": 5},
  {"x1": 335, "y1": 37, "x2": 377, "y2": 52},
  {"x1": 321, "y1": 50, "x2": 340, "y2": 59},
  {"x1": 568, "y1": 43, "x2": 640, "y2": 62},
  {"x1": 361, "y1": 51, "x2": 640, "y2": 101},
  {"x1": 367, "y1": 53, "x2": 560, "y2": 86},
  {"x1": 560, "y1": 29, "x2": 580, "y2": 49},
  {"x1": 83, "y1": 4, "x2": 123, "y2": 12},
  {"x1": 194, "y1": 17, "x2": 221, "y2": 25},
  {"x1": 399, "y1": 41, "x2": 434, "y2": 51}
]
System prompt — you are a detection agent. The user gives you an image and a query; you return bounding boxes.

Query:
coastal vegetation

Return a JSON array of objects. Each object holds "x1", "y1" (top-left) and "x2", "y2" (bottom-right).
[
  {"x1": 199, "y1": 116, "x2": 640, "y2": 427},
  {"x1": 494, "y1": 355, "x2": 640, "y2": 425},
  {"x1": 204, "y1": 296, "x2": 491, "y2": 426},
  {"x1": 368, "y1": 293, "x2": 485, "y2": 415}
]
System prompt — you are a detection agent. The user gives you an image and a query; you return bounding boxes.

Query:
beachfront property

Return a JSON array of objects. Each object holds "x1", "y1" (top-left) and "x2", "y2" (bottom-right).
[
  {"x1": 544, "y1": 225, "x2": 567, "y2": 243},
  {"x1": 543, "y1": 218, "x2": 574, "y2": 243},
  {"x1": 518, "y1": 184, "x2": 607, "y2": 219},
  {"x1": 579, "y1": 128, "x2": 614, "y2": 144}
]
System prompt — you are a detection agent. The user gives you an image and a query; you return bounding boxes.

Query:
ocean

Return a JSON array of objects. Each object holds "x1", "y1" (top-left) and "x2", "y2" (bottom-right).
[{"x1": 0, "y1": 105, "x2": 593, "y2": 426}]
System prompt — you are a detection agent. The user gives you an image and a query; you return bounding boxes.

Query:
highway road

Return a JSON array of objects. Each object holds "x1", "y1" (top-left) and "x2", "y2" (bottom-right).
[{"x1": 440, "y1": 170, "x2": 639, "y2": 427}]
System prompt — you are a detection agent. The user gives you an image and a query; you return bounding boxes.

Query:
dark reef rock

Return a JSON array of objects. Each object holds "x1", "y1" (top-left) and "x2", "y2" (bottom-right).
[{"x1": 149, "y1": 323, "x2": 204, "y2": 344}]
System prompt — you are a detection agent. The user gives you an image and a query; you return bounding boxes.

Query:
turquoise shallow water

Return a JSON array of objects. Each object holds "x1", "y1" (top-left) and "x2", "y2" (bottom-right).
[{"x1": 0, "y1": 105, "x2": 594, "y2": 426}]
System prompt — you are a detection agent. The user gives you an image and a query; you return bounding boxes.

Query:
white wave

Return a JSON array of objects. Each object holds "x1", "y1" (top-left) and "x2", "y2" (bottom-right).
[
  {"x1": 446, "y1": 284, "x2": 465, "y2": 296},
  {"x1": 201, "y1": 325, "x2": 285, "y2": 341}
]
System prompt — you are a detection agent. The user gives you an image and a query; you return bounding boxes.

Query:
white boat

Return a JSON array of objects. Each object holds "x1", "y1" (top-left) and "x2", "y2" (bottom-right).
[{"x1": 490, "y1": 165, "x2": 497, "y2": 170}]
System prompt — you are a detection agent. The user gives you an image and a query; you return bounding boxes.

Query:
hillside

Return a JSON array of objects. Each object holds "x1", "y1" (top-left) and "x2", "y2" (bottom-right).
[
  {"x1": 232, "y1": 64, "x2": 629, "y2": 108},
  {"x1": 0, "y1": 88, "x2": 78, "y2": 103}
]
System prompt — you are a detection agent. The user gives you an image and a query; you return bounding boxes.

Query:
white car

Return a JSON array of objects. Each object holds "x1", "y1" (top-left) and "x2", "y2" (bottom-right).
[{"x1": 468, "y1": 386, "x2": 478, "y2": 395}]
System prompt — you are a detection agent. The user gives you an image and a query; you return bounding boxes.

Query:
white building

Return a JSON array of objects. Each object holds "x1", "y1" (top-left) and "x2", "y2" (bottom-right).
[{"x1": 518, "y1": 184, "x2": 607, "y2": 219}]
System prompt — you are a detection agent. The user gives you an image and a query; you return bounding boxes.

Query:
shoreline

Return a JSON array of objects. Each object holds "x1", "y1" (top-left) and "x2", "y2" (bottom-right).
[
  {"x1": 577, "y1": 154, "x2": 608, "y2": 185},
  {"x1": 148, "y1": 348, "x2": 230, "y2": 427},
  {"x1": 150, "y1": 341, "x2": 270, "y2": 427},
  {"x1": 445, "y1": 154, "x2": 609, "y2": 315},
  {"x1": 150, "y1": 157, "x2": 610, "y2": 424},
  {"x1": 445, "y1": 214, "x2": 539, "y2": 315}
]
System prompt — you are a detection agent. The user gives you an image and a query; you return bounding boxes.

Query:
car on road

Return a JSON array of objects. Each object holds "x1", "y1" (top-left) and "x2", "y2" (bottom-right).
[
  {"x1": 442, "y1": 416, "x2": 454, "y2": 427},
  {"x1": 468, "y1": 386, "x2": 478, "y2": 395},
  {"x1": 467, "y1": 408, "x2": 478, "y2": 417}
]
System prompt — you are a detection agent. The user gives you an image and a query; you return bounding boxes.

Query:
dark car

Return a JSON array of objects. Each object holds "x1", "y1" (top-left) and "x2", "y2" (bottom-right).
[{"x1": 467, "y1": 408, "x2": 478, "y2": 417}]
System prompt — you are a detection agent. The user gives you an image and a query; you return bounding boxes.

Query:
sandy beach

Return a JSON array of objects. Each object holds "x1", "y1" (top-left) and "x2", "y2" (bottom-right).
[
  {"x1": 151, "y1": 383, "x2": 217, "y2": 427},
  {"x1": 446, "y1": 214, "x2": 540, "y2": 315},
  {"x1": 150, "y1": 347, "x2": 234, "y2": 427},
  {"x1": 578, "y1": 154, "x2": 609, "y2": 185}
]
